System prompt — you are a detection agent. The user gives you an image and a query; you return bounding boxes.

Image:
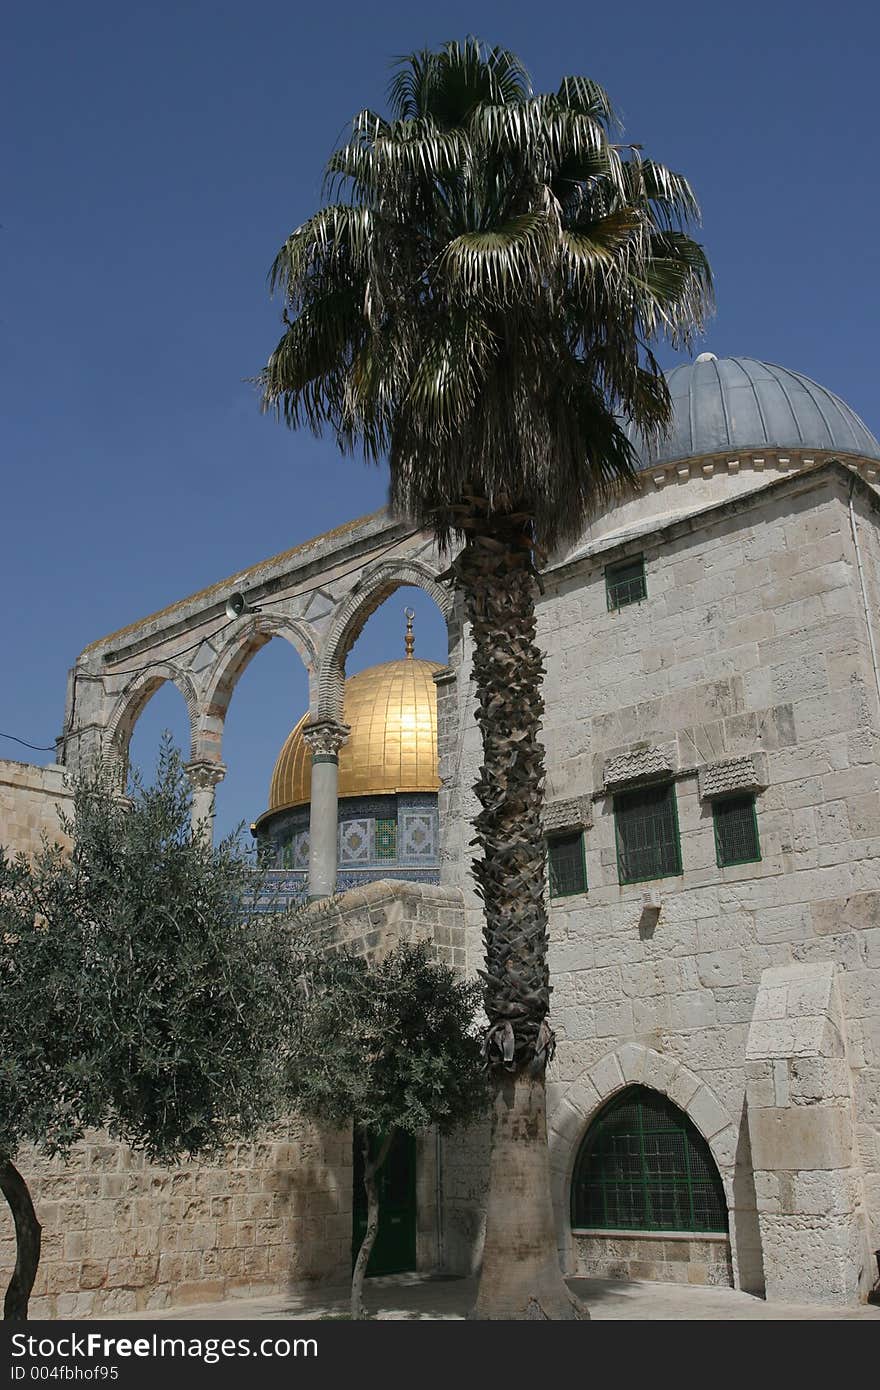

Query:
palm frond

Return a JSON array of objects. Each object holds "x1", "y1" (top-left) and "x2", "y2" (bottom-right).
[
  {"x1": 269, "y1": 206, "x2": 375, "y2": 300},
  {"x1": 440, "y1": 212, "x2": 555, "y2": 301},
  {"x1": 261, "y1": 39, "x2": 713, "y2": 548}
]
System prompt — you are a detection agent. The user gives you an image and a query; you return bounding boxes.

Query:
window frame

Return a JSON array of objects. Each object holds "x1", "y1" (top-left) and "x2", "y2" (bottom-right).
[
  {"x1": 614, "y1": 780, "x2": 683, "y2": 886},
  {"x1": 712, "y1": 792, "x2": 761, "y2": 868},
  {"x1": 547, "y1": 829, "x2": 588, "y2": 899},
  {"x1": 570, "y1": 1086, "x2": 729, "y2": 1235},
  {"x1": 605, "y1": 554, "x2": 647, "y2": 612}
]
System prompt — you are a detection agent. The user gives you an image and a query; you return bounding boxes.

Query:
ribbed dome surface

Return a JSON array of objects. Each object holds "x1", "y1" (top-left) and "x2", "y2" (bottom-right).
[
  {"x1": 268, "y1": 657, "x2": 441, "y2": 811},
  {"x1": 626, "y1": 355, "x2": 880, "y2": 469}
]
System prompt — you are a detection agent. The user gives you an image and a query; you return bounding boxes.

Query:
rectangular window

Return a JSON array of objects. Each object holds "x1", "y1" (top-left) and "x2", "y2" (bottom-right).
[
  {"x1": 615, "y1": 783, "x2": 682, "y2": 884},
  {"x1": 713, "y1": 794, "x2": 761, "y2": 867},
  {"x1": 606, "y1": 555, "x2": 647, "y2": 611},
  {"x1": 375, "y1": 817, "x2": 397, "y2": 861},
  {"x1": 548, "y1": 831, "x2": 587, "y2": 897}
]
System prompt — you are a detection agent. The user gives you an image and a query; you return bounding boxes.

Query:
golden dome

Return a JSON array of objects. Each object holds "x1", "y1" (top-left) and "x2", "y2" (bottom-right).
[{"x1": 266, "y1": 656, "x2": 442, "y2": 812}]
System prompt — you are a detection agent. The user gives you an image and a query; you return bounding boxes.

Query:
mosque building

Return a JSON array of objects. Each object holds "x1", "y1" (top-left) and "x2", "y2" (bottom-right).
[
  {"x1": 251, "y1": 610, "x2": 441, "y2": 901},
  {"x1": 3, "y1": 352, "x2": 880, "y2": 1315}
]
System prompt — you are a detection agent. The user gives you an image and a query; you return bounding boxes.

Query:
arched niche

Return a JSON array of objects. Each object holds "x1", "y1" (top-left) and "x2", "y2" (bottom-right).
[
  {"x1": 316, "y1": 560, "x2": 454, "y2": 723},
  {"x1": 104, "y1": 663, "x2": 199, "y2": 782},
  {"x1": 196, "y1": 614, "x2": 318, "y2": 766}
]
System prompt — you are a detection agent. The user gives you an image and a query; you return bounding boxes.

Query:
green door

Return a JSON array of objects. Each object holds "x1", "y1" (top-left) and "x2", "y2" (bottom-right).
[{"x1": 352, "y1": 1130, "x2": 417, "y2": 1277}]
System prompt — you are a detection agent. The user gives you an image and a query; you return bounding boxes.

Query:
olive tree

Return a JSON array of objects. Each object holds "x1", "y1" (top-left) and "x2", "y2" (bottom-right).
[
  {"x1": 287, "y1": 940, "x2": 487, "y2": 1319},
  {"x1": 0, "y1": 740, "x2": 294, "y2": 1320}
]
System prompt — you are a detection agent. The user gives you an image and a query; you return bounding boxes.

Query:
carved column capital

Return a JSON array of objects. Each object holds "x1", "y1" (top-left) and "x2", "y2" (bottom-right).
[
  {"x1": 302, "y1": 721, "x2": 350, "y2": 760},
  {"x1": 184, "y1": 760, "x2": 227, "y2": 791}
]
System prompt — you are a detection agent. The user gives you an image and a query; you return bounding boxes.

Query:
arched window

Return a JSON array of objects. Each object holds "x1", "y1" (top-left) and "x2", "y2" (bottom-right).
[{"x1": 571, "y1": 1086, "x2": 728, "y2": 1234}]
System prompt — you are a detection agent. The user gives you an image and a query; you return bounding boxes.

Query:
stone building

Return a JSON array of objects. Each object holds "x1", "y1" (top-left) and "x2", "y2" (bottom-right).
[{"x1": 2, "y1": 352, "x2": 880, "y2": 1313}]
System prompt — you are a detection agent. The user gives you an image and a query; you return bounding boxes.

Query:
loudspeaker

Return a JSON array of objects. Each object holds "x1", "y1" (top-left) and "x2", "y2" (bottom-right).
[{"x1": 225, "y1": 592, "x2": 248, "y2": 620}]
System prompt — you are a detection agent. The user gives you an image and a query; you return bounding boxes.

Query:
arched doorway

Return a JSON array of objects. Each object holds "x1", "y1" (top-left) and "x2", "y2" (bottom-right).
[
  {"x1": 352, "y1": 1131, "x2": 417, "y2": 1277},
  {"x1": 570, "y1": 1086, "x2": 731, "y2": 1286}
]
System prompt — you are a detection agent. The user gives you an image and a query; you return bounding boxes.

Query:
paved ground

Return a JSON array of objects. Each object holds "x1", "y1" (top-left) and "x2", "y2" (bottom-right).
[{"x1": 116, "y1": 1273, "x2": 880, "y2": 1321}]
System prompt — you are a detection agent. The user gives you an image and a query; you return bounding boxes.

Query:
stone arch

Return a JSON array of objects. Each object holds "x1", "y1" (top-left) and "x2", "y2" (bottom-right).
[
  {"x1": 547, "y1": 1043, "x2": 739, "y2": 1274},
  {"x1": 316, "y1": 560, "x2": 454, "y2": 722},
  {"x1": 103, "y1": 663, "x2": 201, "y2": 774},
  {"x1": 195, "y1": 614, "x2": 318, "y2": 764}
]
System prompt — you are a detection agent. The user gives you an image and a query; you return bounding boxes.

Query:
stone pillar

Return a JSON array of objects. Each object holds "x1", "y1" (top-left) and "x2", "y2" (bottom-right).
[
  {"x1": 303, "y1": 721, "x2": 349, "y2": 901},
  {"x1": 185, "y1": 761, "x2": 226, "y2": 843}
]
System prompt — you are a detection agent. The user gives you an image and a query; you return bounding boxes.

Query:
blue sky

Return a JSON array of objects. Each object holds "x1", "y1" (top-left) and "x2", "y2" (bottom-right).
[{"x1": 3, "y1": 0, "x2": 879, "y2": 840}]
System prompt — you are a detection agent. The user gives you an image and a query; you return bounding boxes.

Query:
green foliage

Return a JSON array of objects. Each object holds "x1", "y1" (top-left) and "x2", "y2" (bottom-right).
[
  {"x1": 0, "y1": 737, "x2": 298, "y2": 1168},
  {"x1": 287, "y1": 940, "x2": 488, "y2": 1139},
  {"x1": 260, "y1": 37, "x2": 713, "y2": 550}
]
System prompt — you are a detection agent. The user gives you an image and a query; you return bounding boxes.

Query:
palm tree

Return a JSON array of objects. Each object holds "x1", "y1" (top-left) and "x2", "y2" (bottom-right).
[{"x1": 260, "y1": 38, "x2": 712, "y2": 1319}]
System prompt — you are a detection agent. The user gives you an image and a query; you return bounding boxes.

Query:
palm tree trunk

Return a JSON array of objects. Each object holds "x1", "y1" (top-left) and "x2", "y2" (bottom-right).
[
  {"x1": 0, "y1": 1159, "x2": 41, "y2": 1322},
  {"x1": 451, "y1": 507, "x2": 587, "y2": 1320},
  {"x1": 350, "y1": 1127, "x2": 394, "y2": 1320}
]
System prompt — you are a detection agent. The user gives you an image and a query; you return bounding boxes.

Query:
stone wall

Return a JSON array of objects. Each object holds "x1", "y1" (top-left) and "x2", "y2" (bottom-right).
[
  {"x1": 440, "y1": 463, "x2": 880, "y2": 1301},
  {"x1": 1, "y1": 880, "x2": 463, "y2": 1317},
  {"x1": 0, "y1": 759, "x2": 71, "y2": 857},
  {"x1": 2, "y1": 1124, "x2": 351, "y2": 1319},
  {"x1": 537, "y1": 468, "x2": 880, "y2": 1300},
  {"x1": 571, "y1": 1231, "x2": 733, "y2": 1286},
  {"x1": 303, "y1": 878, "x2": 466, "y2": 968}
]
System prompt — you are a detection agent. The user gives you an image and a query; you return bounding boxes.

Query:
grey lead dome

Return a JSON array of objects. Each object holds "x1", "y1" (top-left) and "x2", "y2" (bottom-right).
[{"x1": 626, "y1": 355, "x2": 880, "y2": 469}]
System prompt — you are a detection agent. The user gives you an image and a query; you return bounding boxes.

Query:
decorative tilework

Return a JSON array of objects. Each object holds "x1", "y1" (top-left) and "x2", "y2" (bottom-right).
[
  {"x1": 375, "y1": 817, "x2": 397, "y2": 860},
  {"x1": 400, "y1": 811, "x2": 436, "y2": 862},
  {"x1": 291, "y1": 829, "x2": 309, "y2": 871},
  {"x1": 339, "y1": 818, "x2": 371, "y2": 864}
]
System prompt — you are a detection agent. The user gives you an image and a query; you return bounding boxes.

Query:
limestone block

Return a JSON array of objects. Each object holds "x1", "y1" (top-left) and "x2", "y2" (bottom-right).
[
  {"x1": 595, "y1": 1000, "x2": 634, "y2": 1037},
  {"x1": 589, "y1": 1051, "x2": 625, "y2": 1099},
  {"x1": 697, "y1": 949, "x2": 744, "y2": 989},
  {"x1": 641, "y1": 1049, "x2": 682, "y2": 1097},
  {"x1": 559, "y1": 1006, "x2": 595, "y2": 1042},
  {"x1": 633, "y1": 995, "x2": 672, "y2": 1032},
  {"x1": 668, "y1": 990, "x2": 717, "y2": 1030},
  {"x1": 755, "y1": 905, "x2": 812, "y2": 944},
  {"x1": 789, "y1": 1170, "x2": 863, "y2": 1216},
  {"x1": 665, "y1": 1065, "x2": 702, "y2": 1111},
  {"x1": 616, "y1": 1042, "x2": 649, "y2": 1083},
  {"x1": 715, "y1": 985, "x2": 759, "y2": 1024},
  {"x1": 688, "y1": 1085, "x2": 731, "y2": 1140},
  {"x1": 747, "y1": 1105, "x2": 854, "y2": 1171},
  {"x1": 710, "y1": 1124, "x2": 739, "y2": 1168},
  {"x1": 757, "y1": 1213, "x2": 864, "y2": 1305}
]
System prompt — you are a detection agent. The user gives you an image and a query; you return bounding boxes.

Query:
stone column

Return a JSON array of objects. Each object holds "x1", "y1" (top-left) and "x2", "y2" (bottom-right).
[
  {"x1": 302, "y1": 720, "x2": 349, "y2": 901},
  {"x1": 185, "y1": 761, "x2": 226, "y2": 844}
]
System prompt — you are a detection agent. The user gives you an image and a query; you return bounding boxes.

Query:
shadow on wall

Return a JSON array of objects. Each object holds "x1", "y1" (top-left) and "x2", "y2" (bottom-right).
[{"x1": 733, "y1": 1098, "x2": 766, "y2": 1297}]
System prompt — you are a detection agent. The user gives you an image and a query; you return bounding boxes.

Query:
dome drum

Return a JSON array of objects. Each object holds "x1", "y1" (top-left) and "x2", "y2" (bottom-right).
[{"x1": 253, "y1": 645, "x2": 443, "y2": 903}]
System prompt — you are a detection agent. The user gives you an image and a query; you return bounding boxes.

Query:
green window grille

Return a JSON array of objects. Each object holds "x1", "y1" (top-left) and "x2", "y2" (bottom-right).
[
  {"x1": 375, "y1": 817, "x2": 397, "y2": 861},
  {"x1": 548, "y1": 831, "x2": 587, "y2": 897},
  {"x1": 606, "y1": 556, "x2": 647, "y2": 611},
  {"x1": 281, "y1": 841, "x2": 293, "y2": 869},
  {"x1": 571, "y1": 1087, "x2": 728, "y2": 1234},
  {"x1": 614, "y1": 782, "x2": 682, "y2": 884},
  {"x1": 713, "y1": 793, "x2": 761, "y2": 867}
]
